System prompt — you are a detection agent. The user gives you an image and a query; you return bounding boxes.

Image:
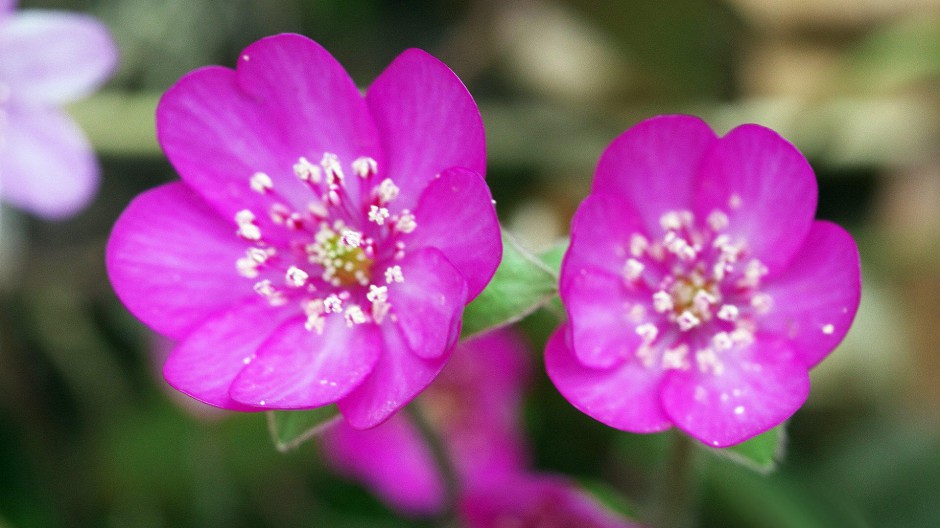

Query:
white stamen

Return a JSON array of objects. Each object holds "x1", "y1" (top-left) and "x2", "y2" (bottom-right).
[
  {"x1": 728, "y1": 193, "x2": 742, "y2": 209},
  {"x1": 734, "y1": 405, "x2": 745, "y2": 415},
  {"x1": 751, "y1": 293, "x2": 773, "y2": 314},
  {"x1": 630, "y1": 233, "x2": 649, "y2": 257},
  {"x1": 285, "y1": 266, "x2": 309, "y2": 287},
  {"x1": 395, "y1": 210, "x2": 417, "y2": 233},
  {"x1": 676, "y1": 310, "x2": 702, "y2": 331},
  {"x1": 237, "y1": 223, "x2": 261, "y2": 241},
  {"x1": 660, "y1": 211, "x2": 684, "y2": 231},
  {"x1": 822, "y1": 323, "x2": 834, "y2": 335},
  {"x1": 369, "y1": 205, "x2": 390, "y2": 225},
  {"x1": 717, "y1": 304, "x2": 739, "y2": 321},
  {"x1": 324, "y1": 294, "x2": 343, "y2": 313},
  {"x1": 293, "y1": 157, "x2": 321, "y2": 183},
  {"x1": 269, "y1": 203, "x2": 291, "y2": 224},
  {"x1": 635, "y1": 323, "x2": 658, "y2": 343},
  {"x1": 375, "y1": 178, "x2": 400, "y2": 204},
  {"x1": 662, "y1": 344, "x2": 690, "y2": 370},
  {"x1": 341, "y1": 230, "x2": 362, "y2": 248},
  {"x1": 627, "y1": 304, "x2": 647, "y2": 322},
  {"x1": 696, "y1": 348, "x2": 725, "y2": 375},
  {"x1": 344, "y1": 305, "x2": 367, "y2": 326},
  {"x1": 693, "y1": 290, "x2": 717, "y2": 313},
  {"x1": 236, "y1": 257, "x2": 259, "y2": 278},
  {"x1": 730, "y1": 327, "x2": 755, "y2": 346},
  {"x1": 711, "y1": 331, "x2": 734, "y2": 351},
  {"x1": 235, "y1": 209, "x2": 256, "y2": 225},
  {"x1": 652, "y1": 291, "x2": 673, "y2": 313},
  {"x1": 707, "y1": 210, "x2": 729, "y2": 231},
  {"x1": 321, "y1": 153, "x2": 344, "y2": 184},
  {"x1": 385, "y1": 265, "x2": 404, "y2": 284},
  {"x1": 367, "y1": 284, "x2": 388, "y2": 303},
  {"x1": 352, "y1": 156, "x2": 378, "y2": 178},
  {"x1": 623, "y1": 258, "x2": 645, "y2": 282},
  {"x1": 247, "y1": 247, "x2": 271, "y2": 264},
  {"x1": 250, "y1": 172, "x2": 273, "y2": 193}
]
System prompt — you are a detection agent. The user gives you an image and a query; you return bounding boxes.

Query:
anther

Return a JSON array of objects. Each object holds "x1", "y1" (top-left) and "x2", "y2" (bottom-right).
[
  {"x1": 341, "y1": 230, "x2": 363, "y2": 248},
  {"x1": 630, "y1": 234, "x2": 649, "y2": 257},
  {"x1": 375, "y1": 178, "x2": 400, "y2": 204},
  {"x1": 652, "y1": 291, "x2": 673, "y2": 313},
  {"x1": 623, "y1": 259, "x2": 645, "y2": 282},
  {"x1": 285, "y1": 266, "x2": 309, "y2": 287},
  {"x1": 369, "y1": 205, "x2": 390, "y2": 225},
  {"x1": 676, "y1": 310, "x2": 701, "y2": 331},
  {"x1": 717, "y1": 304, "x2": 739, "y2": 321},
  {"x1": 321, "y1": 153, "x2": 344, "y2": 184},
  {"x1": 293, "y1": 157, "x2": 321, "y2": 183},
  {"x1": 635, "y1": 323, "x2": 658, "y2": 343},
  {"x1": 352, "y1": 156, "x2": 378, "y2": 179},
  {"x1": 395, "y1": 211, "x2": 416, "y2": 234},
  {"x1": 385, "y1": 265, "x2": 404, "y2": 284},
  {"x1": 250, "y1": 172, "x2": 273, "y2": 194},
  {"x1": 344, "y1": 305, "x2": 367, "y2": 326}
]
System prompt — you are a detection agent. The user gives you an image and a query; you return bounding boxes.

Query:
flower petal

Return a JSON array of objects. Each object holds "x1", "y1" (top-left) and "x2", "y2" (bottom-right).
[
  {"x1": 387, "y1": 247, "x2": 467, "y2": 359},
  {"x1": 563, "y1": 193, "x2": 649, "y2": 281},
  {"x1": 163, "y1": 300, "x2": 294, "y2": 411},
  {"x1": 229, "y1": 314, "x2": 381, "y2": 409},
  {"x1": 106, "y1": 182, "x2": 252, "y2": 338},
  {"x1": 366, "y1": 48, "x2": 485, "y2": 212},
  {"x1": 758, "y1": 221, "x2": 861, "y2": 367},
  {"x1": 1, "y1": 1, "x2": 16, "y2": 15},
  {"x1": 0, "y1": 105, "x2": 98, "y2": 218},
  {"x1": 338, "y1": 322, "x2": 451, "y2": 429},
  {"x1": 660, "y1": 337, "x2": 810, "y2": 447},
  {"x1": 693, "y1": 123, "x2": 817, "y2": 273},
  {"x1": 561, "y1": 268, "x2": 646, "y2": 369},
  {"x1": 405, "y1": 167, "x2": 500, "y2": 300},
  {"x1": 591, "y1": 114, "x2": 717, "y2": 235},
  {"x1": 321, "y1": 417, "x2": 444, "y2": 516},
  {"x1": 156, "y1": 34, "x2": 377, "y2": 222},
  {"x1": 0, "y1": 10, "x2": 116, "y2": 105},
  {"x1": 545, "y1": 326, "x2": 672, "y2": 433}
]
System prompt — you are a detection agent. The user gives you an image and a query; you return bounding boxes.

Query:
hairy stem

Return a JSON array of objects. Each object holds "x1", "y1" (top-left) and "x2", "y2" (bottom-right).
[
  {"x1": 653, "y1": 430, "x2": 700, "y2": 528},
  {"x1": 406, "y1": 402, "x2": 460, "y2": 524}
]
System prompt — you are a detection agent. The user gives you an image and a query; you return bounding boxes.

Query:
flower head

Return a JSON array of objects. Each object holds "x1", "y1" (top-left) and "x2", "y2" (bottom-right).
[
  {"x1": 106, "y1": 34, "x2": 501, "y2": 428},
  {"x1": 547, "y1": 115, "x2": 861, "y2": 447},
  {"x1": 0, "y1": 1, "x2": 117, "y2": 218}
]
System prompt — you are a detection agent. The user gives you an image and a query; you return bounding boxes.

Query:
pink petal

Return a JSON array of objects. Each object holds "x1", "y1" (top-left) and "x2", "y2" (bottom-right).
[
  {"x1": 106, "y1": 183, "x2": 252, "y2": 339},
  {"x1": 1, "y1": 1, "x2": 16, "y2": 15},
  {"x1": 156, "y1": 34, "x2": 377, "y2": 222},
  {"x1": 0, "y1": 10, "x2": 116, "y2": 105},
  {"x1": 759, "y1": 221, "x2": 861, "y2": 368},
  {"x1": 163, "y1": 300, "x2": 294, "y2": 411},
  {"x1": 563, "y1": 193, "x2": 650, "y2": 282},
  {"x1": 660, "y1": 337, "x2": 810, "y2": 447},
  {"x1": 338, "y1": 323, "x2": 451, "y2": 429},
  {"x1": 229, "y1": 314, "x2": 382, "y2": 409},
  {"x1": 460, "y1": 474, "x2": 642, "y2": 528},
  {"x1": 388, "y1": 247, "x2": 467, "y2": 359},
  {"x1": 591, "y1": 114, "x2": 717, "y2": 235},
  {"x1": 405, "y1": 167, "x2": 500, "y2": 300},
  {"x1": 321, "y1": 417, "x2": 444, "y2": 516},
  {"x1": 0, "y1": 105, "x2": 98, "y2": 218},
  {"x1": 545, "y1": 326, "x2": 672, "y2": 433},
  {"x1": 366, "y1": 48, "x2": 485, "y2": 212},
  {"x1": 561, "y1": 269, "x2": 645, "y2": 368},
  {"x1": 693, "y1": 124, "x2": 817, "y2": 273}
]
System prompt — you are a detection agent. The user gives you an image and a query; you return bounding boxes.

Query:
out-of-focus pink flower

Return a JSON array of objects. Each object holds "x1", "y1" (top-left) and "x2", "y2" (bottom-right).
[
  {"x1": 0, "y1": 0, "x2": 116, "y2": 218},
  {"x1": 547, "y1": 115, "x2": 861, "y2": 447},
  {"x1": 321, "y1": 330, "x2": 530, "y2": 516},
  {"x1": 460, "y1": 474, "x2": 643, "y2": 528},
  {"x1": 106, "y1": 34, "x2": 500, "y2": 428}
]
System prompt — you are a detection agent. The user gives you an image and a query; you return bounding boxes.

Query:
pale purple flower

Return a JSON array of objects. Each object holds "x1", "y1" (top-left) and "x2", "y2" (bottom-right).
[
  {"x1": 547, "y1": 115, "x2": 861, "y2": 447},
  {"x1": 106, "y1": 34, "x2": 500, "y2": 428},
  {"x1": 320, "y1": 330, "x2": 530, "y2": 515},
  {"x1": 0, "y1": 0, "x2": 116, "y2": 218}
]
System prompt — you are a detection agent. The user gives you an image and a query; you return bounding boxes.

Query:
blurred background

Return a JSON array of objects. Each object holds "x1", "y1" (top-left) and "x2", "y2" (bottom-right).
[{"x1": 2, "y1": 0, "x2": 939, "y2": 526}]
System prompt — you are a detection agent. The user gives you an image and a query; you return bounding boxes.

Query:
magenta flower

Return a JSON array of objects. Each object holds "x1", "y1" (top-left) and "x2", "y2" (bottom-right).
[
  {"x1": 0, "y1": 0, "x2": 116, "y2": 218},
  {"x1": 106, "y1": 34, "x2": 500, "y2": 428},
  {"x1": 320, "y1": 330, "x2": 530, "y2": 515},
  {"x1": 546, "y1": 115, "x2": 861, "y2": 447},
  {"x1": 460, "y1": 474, "x2": 643, "y2": 528}
]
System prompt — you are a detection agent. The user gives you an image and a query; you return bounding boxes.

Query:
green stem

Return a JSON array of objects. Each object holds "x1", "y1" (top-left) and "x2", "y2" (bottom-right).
[
  {"x1": 405, "y1": 403, "x2": 460, "y2": 524},
  {"x1": 653, "y1": 430, "x2": 700, "y2": 528}
]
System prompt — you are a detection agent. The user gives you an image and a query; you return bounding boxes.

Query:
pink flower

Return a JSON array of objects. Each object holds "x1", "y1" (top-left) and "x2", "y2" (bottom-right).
[
  {"x1": 0, "y1": 0, "x2": 116, "y2": 218},
  {"x1": 547, "y1": 115, "x2": 861, "y2": 447},
  {"x1": 460, "y1": 474, "x2": 643, "y2": 528},
  {"x1": 106, "y1": 34, "x2": 500, "y2": 428},
  {"x1": 320, "y1": 330, "x2": 530, "y2": 515}
]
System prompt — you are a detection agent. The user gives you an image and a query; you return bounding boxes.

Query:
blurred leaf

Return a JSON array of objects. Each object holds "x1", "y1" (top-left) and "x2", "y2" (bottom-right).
[
  {"x1": 461, "y1": 230, "x2": 558, "y2": 339},
  {"x1": 538, "y1": 239, "x2": 569, "y2": 273},
  {"x1": 846, "y1": 16, "x2": 940, "y2": 92},
  {"x1": 708, "y1": 426, "x2": 786, "y2": 473},
  {"x1": 267, "y1": 406, "x2": 340, "y2": 452}
]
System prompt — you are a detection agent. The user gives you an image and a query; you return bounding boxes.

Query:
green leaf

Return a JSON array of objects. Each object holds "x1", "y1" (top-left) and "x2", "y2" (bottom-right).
[
  {"x1": 460, "y1": 230, "x2": 559, "y2": 339},
  {"x1": 266, "y1": 406, "x2": 340, "y2": 452},
  {"x1": 709, "y1": 425, "x2": 786, "y2": 473},
  {"x1": 538, "y1": 239, "x2": 569, "y2": 274}
]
